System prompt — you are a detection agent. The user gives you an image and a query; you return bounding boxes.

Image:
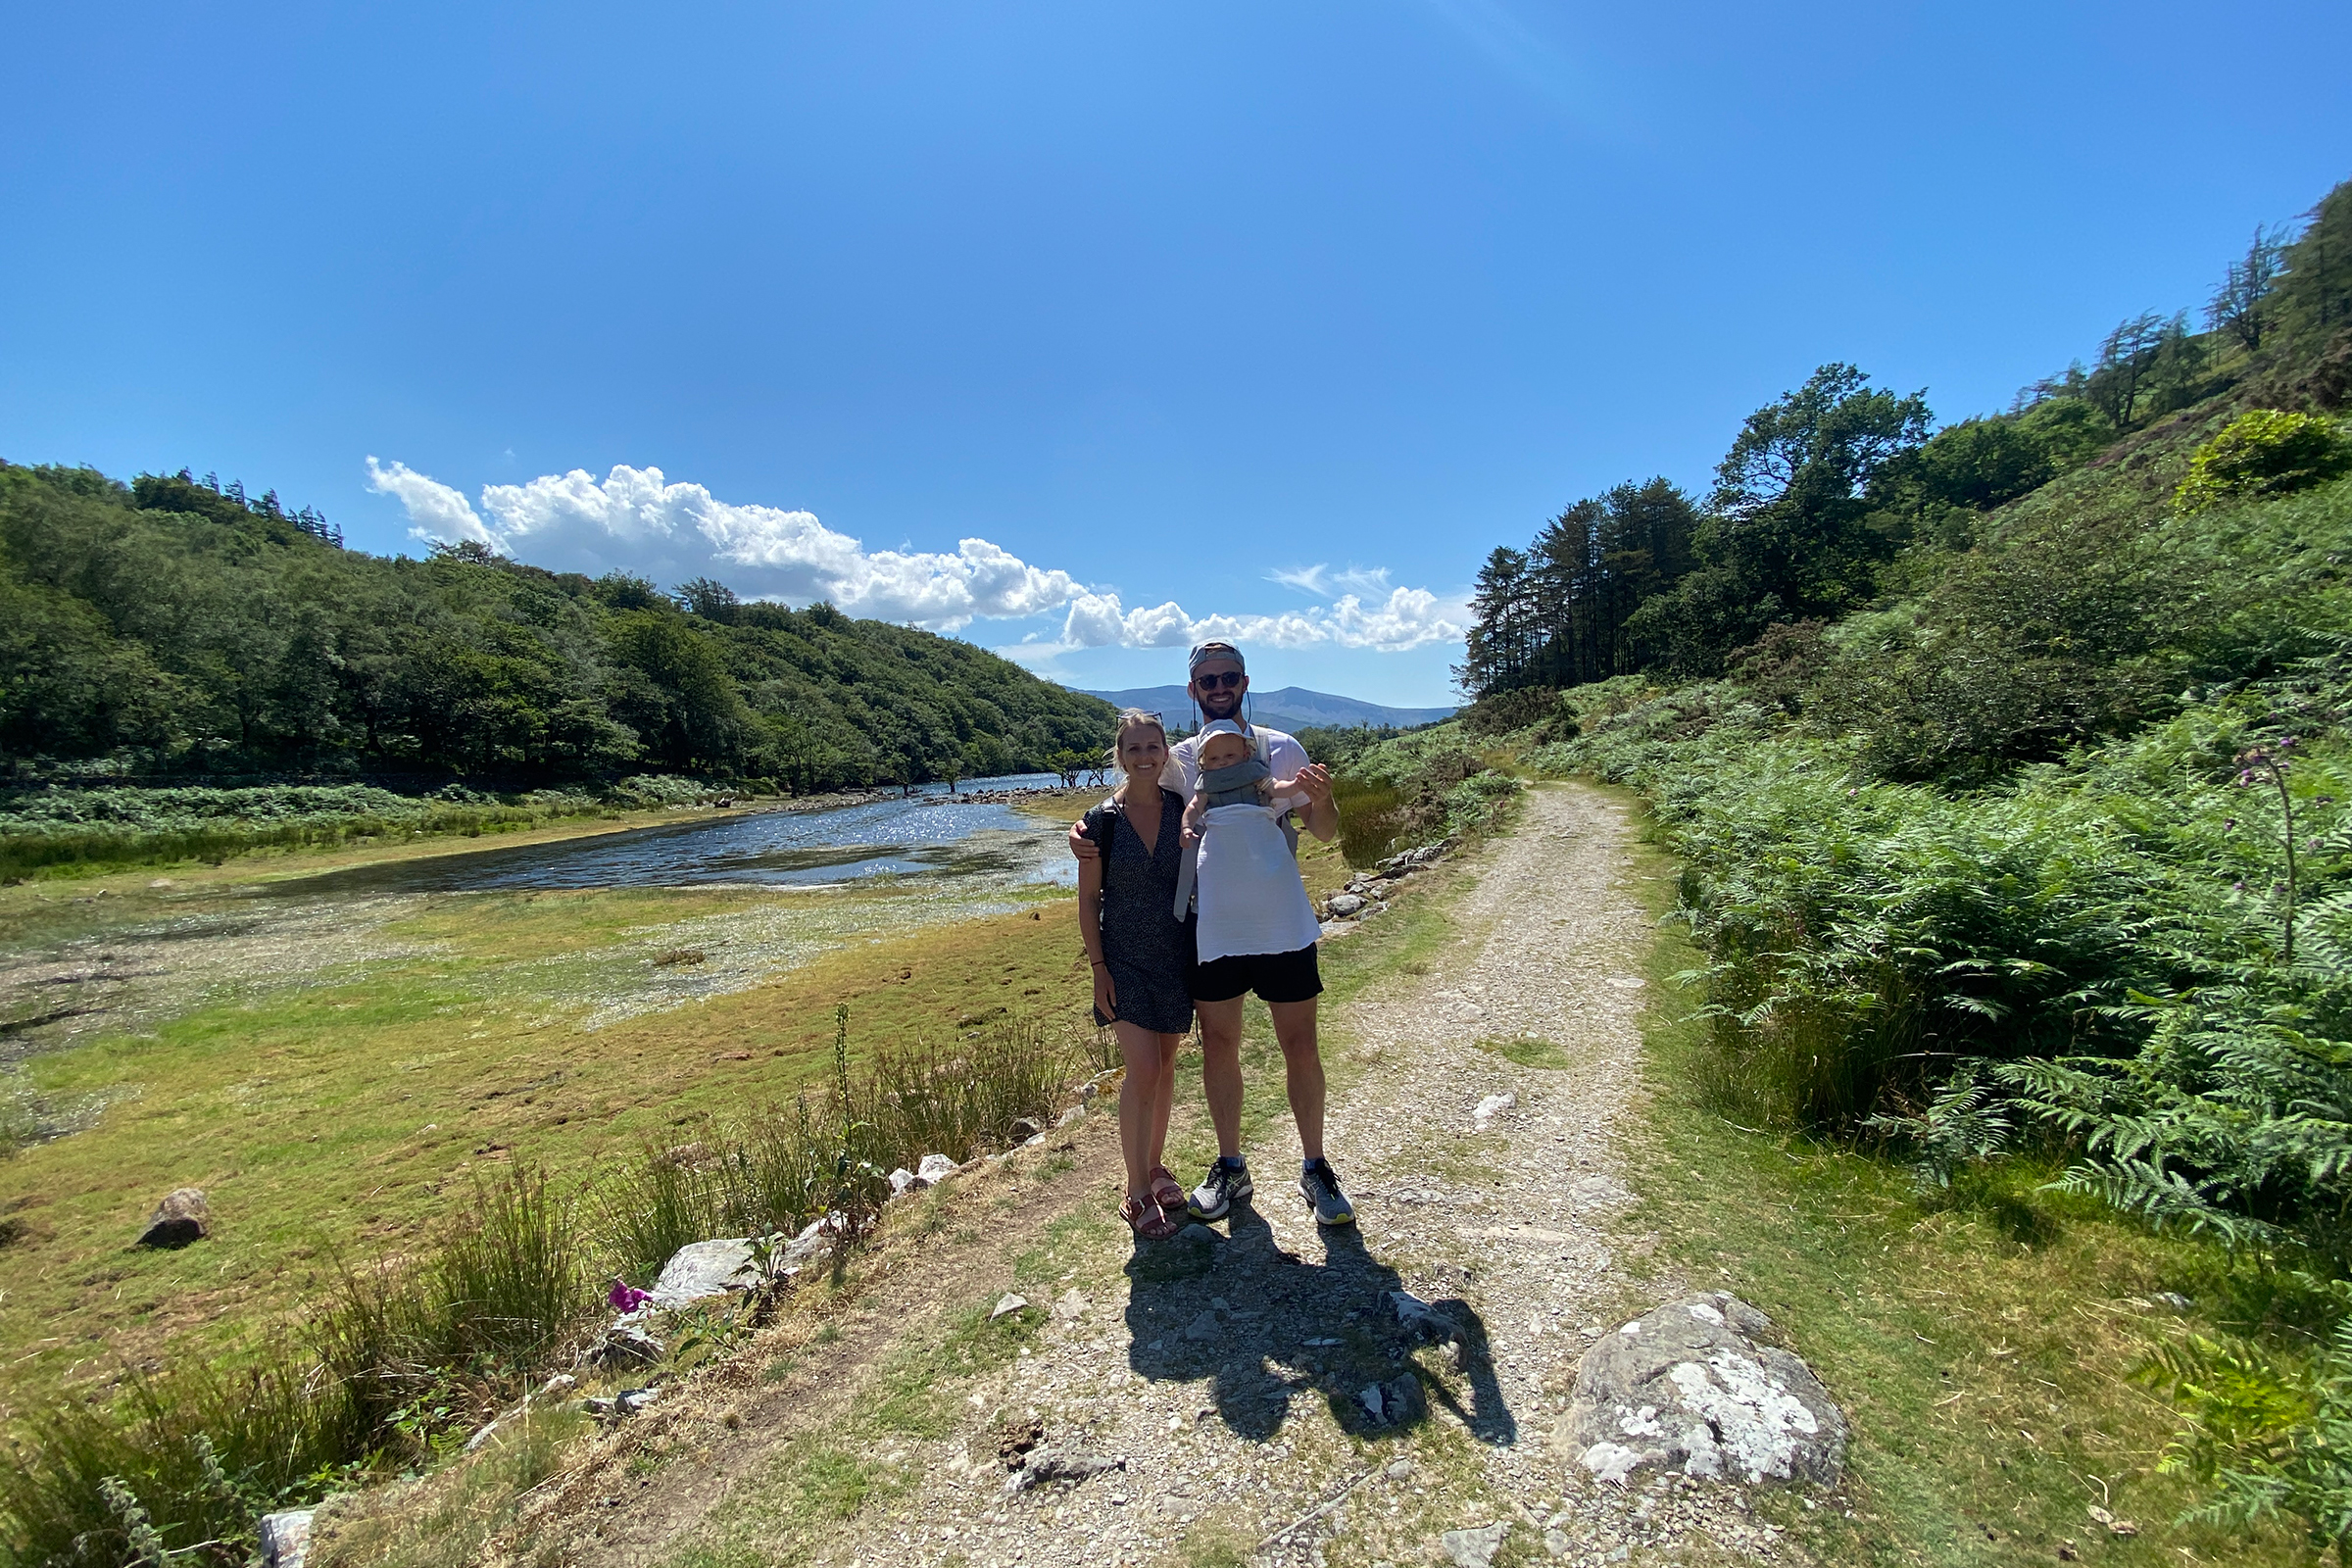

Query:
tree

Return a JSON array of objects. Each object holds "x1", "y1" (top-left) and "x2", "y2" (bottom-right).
[
  {"x1": 2084, "y1": 313, "x2": 2168, "y2": 429},
  {"x1": 676, "y1": 577, "x2": 741, "y2": 622},
  {"x1": 2208, "y1": 224, "x2": 2290, "y2": 354}
]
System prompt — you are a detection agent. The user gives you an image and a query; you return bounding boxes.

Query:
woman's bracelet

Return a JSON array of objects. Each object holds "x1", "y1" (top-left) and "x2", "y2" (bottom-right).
[{"x1": 1088, "y1": 957, "x2": 1107, "y2": 969}]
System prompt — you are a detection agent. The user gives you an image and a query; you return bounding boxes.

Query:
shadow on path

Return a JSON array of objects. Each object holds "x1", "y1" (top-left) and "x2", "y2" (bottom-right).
[{"x1": 1121, "y1": 1201, "x2": 1516, "y2": 1446}]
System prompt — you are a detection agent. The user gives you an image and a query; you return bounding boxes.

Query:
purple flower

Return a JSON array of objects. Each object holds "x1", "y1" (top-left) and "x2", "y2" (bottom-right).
[
  {"x1": 2234, "y1": 881, "x2": 2246, "y2": 892},
  {"x1": 610, "y1": 1276, "x2": 654, "y2": 1313}
]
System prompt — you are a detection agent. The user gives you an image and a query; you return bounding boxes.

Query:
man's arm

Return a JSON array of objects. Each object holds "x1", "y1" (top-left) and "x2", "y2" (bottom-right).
[
  {"x1": 1068, "y1": 817, "x2": 1100, "y2": 860},
  {"x1": 1293, "y1": 762, "x2": 1338, "y2": 842}
]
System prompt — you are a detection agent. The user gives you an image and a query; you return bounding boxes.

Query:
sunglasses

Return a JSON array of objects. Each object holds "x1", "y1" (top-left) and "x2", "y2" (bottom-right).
[{"x1": 1194, "y1": 671, "x2": 1245, "y2": 691}]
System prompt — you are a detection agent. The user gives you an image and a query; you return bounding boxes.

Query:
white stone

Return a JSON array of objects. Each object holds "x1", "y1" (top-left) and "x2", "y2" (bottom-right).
[
  {"x1": 260, "y1": 1510, "x2": 313, "y2": 1568},
  {"x1": 991, "y1": 1293, "x2": 1031, "y2": 1322},
  {"x1": 917, "y1": 1152, "x2": 958, "y2": 1183},
  {"x1": 1472, "y1": 1092, "x2": 1516, "y2": 1127}
]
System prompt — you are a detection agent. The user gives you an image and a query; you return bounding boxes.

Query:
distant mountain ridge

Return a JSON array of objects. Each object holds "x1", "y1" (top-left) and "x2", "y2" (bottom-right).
[{"x1": 1075, "y1": 684, "x2": 1455, "y2": 733}]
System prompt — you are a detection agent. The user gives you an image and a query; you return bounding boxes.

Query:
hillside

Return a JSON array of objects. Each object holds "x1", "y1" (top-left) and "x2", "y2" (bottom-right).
[
  {"x1": 0, "y1": 464, "x2": 1112, "y2": 792},
  {"x1": 1079, "y1": 682, "x2": 1454, "y2": 732},
  {"x1": 1346, "y1": 172, "x2": 2352, "y2": 1548}
]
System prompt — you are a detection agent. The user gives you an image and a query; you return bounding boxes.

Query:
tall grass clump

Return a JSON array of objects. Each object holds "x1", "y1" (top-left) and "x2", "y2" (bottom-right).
[
  {"x1": 316, "y1": 1166, "x2": 592, "y2": 1447},
  {"x1": 600, "y1": 1013, "x2": 1092, "y2": 1281},
  {"x1": 0, "y1": 1351, "x2": 362, "y2": 1566}
]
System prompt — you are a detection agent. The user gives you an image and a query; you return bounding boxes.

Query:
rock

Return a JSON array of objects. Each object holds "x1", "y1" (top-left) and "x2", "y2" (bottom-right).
[
  {"x1": 1440, "y1": 1522, "x2": 1511, "y2": 1567},
  {"x1": 1327, "y1": 893, "x2": 1367, "y2": 918},
  {"x1": 1009, "y1": 1116, "x2": 1044, "y2": 1143},
  {"x1": 259, "y1": 1508, "x2": 313, "y2": 1568},
  {"x1": 137, "y1": 1188, "x2": 209, "y2": 1249},
  {"x1": 538, "y1": 1374, "x2": 577, "y2": 1397},
  {"x1": 1472, "y1": 1092, "x2": 1516, "y2": 1128},
  {"x1": 615, "y1": 1387, "x2": 660, "y2": 1415},
  {"x1": 888, "y1": 1167, "x2": 919, "y2": 1196},
  {"x1": 2148, "y1": 1291, "x2": 2193, "y2": 1312},
  {"x1": 1357, "y1": 1374, "x2": 1424, "y2": 1425},
  {"x1": 645, "y1": 1238, "x2": 760, "y2": 1307},
  {"x1": 1004, "y1": 1446, "x2": 1126, "y2": 1493},
  {"x1": 991, "y1": 1292, "x2": 1031, "y2": 1322},
  {"x1": 1383, "y1": 1289, "x2": 1458, "y2": 1341},
  {"x1": 1385, "y1": 1457, "x2": 1416, "y2": 1480},
  {"x1": 1056, "y1": 1103, "x2": 1087, "y2": 1129},
  {"x1": 592, "y1": 1324, "x2": 664, "y2": 1367},
  {"x1": 1565, "y1": 1292, "x2": 1845, "y2": 1485},
  {"x1": 1054, "y1": 1288, "x2": 1091, "y2": 1319},
  {"x1": 917, "y1": 1152, "x2": 958, "y2": 1184},
  {"x1": 779, "y1": 1216, "x2": 834, "y2": 1271},
  {"x1": 463, "y1": 1416, "x2": 505, "y2": 1453},
  {"x1": 580, "y1": 1396, "x2": 615, "y2": 1417}
]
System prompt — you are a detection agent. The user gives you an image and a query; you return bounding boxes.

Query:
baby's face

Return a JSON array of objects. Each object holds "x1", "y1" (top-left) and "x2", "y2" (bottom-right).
[{"x1": 1199, "y1": 734, "x2": 1251, "y2": 772}]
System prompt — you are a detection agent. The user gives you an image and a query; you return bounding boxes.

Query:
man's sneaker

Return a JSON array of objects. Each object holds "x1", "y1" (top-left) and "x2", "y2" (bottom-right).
[
  {"x1": 1300, "y1": 1159, "x2": 1354, "y2": 1226},
  {"x1": 1189, "y1": 1159, "x2": 1252, "y2": 1221}
]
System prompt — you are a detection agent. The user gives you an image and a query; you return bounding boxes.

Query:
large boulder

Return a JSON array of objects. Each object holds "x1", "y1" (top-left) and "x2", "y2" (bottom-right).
[
  {"x1": 1565, "y1": 1293, "x2": 1844, "y2": 1486},
  {"x1": 137, "y1": 1189, "x2": 210, "y2": 1249}
]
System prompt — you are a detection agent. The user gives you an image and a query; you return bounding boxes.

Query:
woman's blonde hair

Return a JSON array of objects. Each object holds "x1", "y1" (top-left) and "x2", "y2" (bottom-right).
[{"x1": 1107, "y1": 708, "x2": 1168, "y2": 772}]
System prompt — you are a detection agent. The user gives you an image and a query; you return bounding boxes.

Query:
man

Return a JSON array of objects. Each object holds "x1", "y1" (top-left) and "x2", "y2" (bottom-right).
[{"x1": 1069, "y1": 641, "x2": 1354, "y2": 1227}]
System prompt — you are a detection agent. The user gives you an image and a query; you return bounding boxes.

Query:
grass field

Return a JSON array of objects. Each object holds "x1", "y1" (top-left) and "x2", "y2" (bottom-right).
[
  {"x1": 0, "y1": 793, "x2": 1358, "y2": 1422},
  {"x1": 1606, "y1": 786, "x2": 2305, "y2": 1566}
]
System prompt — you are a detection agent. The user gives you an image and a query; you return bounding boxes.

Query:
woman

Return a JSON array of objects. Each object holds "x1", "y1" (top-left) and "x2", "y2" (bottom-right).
[{"x1": 1077, "y1": 709, "x2": 1196, "y2": 1240}]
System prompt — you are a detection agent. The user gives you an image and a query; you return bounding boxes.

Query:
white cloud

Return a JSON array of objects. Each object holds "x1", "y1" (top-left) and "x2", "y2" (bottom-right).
[
  {"x1": 366, "y1": 458, "x2": 497, "y2": 547},
  {"x1": 1271, "y1": 564, "x2": 1395, "y2": 596},
  {"x1": 1059, "y1": 586, "x2": 1463, "y2": 654},
  {"x1": 368, "y1": 457, "x2": 1465, "y2": 652}
]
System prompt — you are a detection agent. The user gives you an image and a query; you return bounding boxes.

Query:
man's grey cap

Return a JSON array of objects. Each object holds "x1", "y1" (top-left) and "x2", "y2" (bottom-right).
[{"x1": 1189, "y1": 641, "x2": 1245, "y2": 674}]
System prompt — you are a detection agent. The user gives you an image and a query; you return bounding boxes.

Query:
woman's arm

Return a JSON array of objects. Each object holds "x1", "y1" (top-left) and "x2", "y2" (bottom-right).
[{"x1": 1077, "y1": 849, "x2": 1116, "y2": 1020}]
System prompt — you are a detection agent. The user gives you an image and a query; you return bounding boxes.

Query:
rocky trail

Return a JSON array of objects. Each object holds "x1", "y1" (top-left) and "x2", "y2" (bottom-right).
[{"x1": 481, "y1": 785, "x2": 1838, "y2": 1568}]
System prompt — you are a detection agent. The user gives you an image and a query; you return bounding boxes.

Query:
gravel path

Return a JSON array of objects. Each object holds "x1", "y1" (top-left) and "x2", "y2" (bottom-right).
[{"x1": 541, "y1": 785, "x2": 1804, "y2": 1568}]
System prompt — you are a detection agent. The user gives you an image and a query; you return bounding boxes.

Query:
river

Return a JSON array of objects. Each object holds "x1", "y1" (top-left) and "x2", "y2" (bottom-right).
[{"x1": 254, "y1": 772, "x2": 1087, "y2": 898}]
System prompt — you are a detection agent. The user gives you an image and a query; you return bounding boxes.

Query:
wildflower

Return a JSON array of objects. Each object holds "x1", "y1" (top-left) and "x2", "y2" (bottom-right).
[
  {"x1": 2234, "y1": 881, "x2": 2247, "y2": 892},
  {"x1": 609, "y1": 1275, "x2": 653, "y2": 1312}
]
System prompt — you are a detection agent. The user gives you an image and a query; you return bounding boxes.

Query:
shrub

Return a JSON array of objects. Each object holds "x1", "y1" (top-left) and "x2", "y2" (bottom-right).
[
  {"x1": 1457, "y1": 687, "x2": 1562, "y2": 738},
  {"x1": 2176, "y1": 411, "x2": 2352, "y2": 513}
]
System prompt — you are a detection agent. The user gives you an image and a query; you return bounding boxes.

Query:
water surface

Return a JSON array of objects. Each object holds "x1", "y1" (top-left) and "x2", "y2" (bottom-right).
[{"x1": 257, "y1": 773, "x2": 1088, "y2": 898}]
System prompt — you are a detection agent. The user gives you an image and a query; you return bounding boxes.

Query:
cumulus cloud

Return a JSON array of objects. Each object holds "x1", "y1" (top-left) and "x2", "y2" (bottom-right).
[
  {"x1": 367, "y1": 458, "x2": 1464, "y2": 651},
  {"x1": 1057, "y1": 585, "x2": 1463, "y2": 654}
]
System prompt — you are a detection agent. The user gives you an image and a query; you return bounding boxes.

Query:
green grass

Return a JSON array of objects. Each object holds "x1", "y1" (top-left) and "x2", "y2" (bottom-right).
[
  {"x1": 1473, "y1": 1033, "x2": 1572, "y2": 1069},
  {"x1": 1609, "y1": 786, "x2": 2307, "y2": 1565}
]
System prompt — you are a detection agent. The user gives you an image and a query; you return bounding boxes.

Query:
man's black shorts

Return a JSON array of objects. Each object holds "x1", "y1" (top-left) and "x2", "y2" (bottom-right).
[{"x1": 1189, "y1": 943, "x2": 1323, "y2": 1005}]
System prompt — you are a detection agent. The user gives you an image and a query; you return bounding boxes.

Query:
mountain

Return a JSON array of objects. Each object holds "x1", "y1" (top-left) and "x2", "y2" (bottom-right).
[
  {"x1": 1077, "y1": 684, "x2": 1455, "y2": 733},
  {"x1": 0, "y1": 462, "x2": 1113, "y2": 790}
]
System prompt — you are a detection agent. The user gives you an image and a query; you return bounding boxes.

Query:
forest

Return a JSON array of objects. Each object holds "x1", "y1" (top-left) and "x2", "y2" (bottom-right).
[
  {"x1": 0, "y1": 466, "x2": 1112, "y2": 793},
  {"x1": 1415, "y1": 174, "x2": 2352, "y2": 1546}
]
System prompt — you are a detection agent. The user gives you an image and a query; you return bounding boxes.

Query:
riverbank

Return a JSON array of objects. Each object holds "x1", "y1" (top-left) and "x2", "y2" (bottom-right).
[{"x1": 0, "y1": 830, "x2": 1085, "y2": 1414}]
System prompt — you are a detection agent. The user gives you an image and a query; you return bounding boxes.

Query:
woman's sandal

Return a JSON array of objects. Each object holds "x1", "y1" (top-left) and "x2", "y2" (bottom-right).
[
  {"x1": 1149, "y1": 1164, "x2": 1187, "y2": 1213},
  {"x1": 1121, "y1": 1195, "x2": 1181, "y2": 1242}
]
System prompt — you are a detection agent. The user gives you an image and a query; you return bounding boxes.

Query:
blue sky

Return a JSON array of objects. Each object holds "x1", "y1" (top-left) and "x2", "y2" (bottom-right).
[{"x1": 3, "y1": 3, "x2": 2347, "y2": 708}]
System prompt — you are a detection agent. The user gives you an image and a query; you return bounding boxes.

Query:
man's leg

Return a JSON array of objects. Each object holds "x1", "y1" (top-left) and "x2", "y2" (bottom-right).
[
  {"x1": 1268, "y1": 998, "x2": 1325, "y2": 1162},
  {"x1": 1196, "y1": 997, "x2": 1247, "y2": 1159}
]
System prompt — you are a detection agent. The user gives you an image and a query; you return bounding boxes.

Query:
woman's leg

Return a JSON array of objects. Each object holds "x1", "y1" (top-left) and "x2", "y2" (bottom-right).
[
  {"x1": 1115, "y1": 1021, "x2": 1168, "y2": 1199},
  {"x1": 1147, "y1": 1030, "x2": 1182, "y2": 1171}
]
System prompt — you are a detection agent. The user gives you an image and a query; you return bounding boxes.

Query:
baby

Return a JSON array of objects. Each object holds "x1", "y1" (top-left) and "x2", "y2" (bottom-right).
[{"x1": 1171, "y1": 721, "x2": 1313, "y2": 921}]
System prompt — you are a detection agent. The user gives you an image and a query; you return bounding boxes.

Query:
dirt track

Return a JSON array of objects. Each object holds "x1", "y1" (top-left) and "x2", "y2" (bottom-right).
[{"x1": 487, "y1": 785, "x2": 1808, "y2": 1568}]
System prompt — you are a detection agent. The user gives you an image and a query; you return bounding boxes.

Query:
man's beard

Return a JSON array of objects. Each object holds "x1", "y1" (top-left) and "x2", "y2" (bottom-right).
[{"x1": 1198, "y1": 689, "x2": 1242, "y2": 720}]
